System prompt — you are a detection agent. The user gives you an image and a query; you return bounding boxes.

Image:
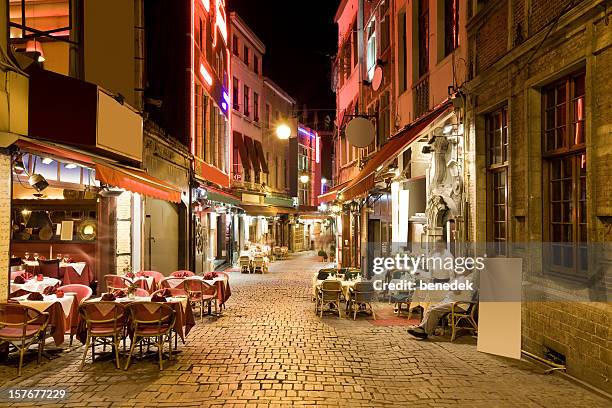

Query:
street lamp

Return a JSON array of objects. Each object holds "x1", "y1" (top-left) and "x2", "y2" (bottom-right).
[
  {"x1": 276, "y1": 123, "x2": 292, "y2": 140},
  {"x1": 299, "y1": 174, "x2": 310, "y2": 184}
]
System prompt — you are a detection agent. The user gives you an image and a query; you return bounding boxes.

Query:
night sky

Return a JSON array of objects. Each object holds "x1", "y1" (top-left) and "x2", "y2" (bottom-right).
[{"x1": 228, "y1": 0, "x2": 340, "y2": 122}]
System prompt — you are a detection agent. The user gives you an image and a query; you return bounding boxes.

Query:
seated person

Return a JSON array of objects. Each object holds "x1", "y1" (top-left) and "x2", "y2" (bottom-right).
[{"x1": 407, "y1": 270, "x2": 478, "y2": 339}]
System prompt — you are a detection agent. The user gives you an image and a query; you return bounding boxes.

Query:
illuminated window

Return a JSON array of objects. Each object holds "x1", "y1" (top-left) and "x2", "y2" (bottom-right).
[{"x1": 543, "y1": 71, "x2": 587, "y2": 276}]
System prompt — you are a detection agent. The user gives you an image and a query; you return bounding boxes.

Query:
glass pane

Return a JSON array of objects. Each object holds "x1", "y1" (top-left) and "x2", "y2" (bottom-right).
[
  {"x1": 552, "y1": 225, "x2": 562, "y2": 241},
  {"x1": 546, "y1": 130, "x2": 555, "y2": 152},
  {"x1": 551, "y1": 160, "x2": 561, "y2": 180},
  {"x1": 552, "y1": 182, "x2": 561, "y2": 201},
  {"x1": 556, "y1": 126, "x2": 566, "y2": 149},
  {"x1": 564, "y1": 225, "x2": 572, "y2": 241},
  {"x1": 563, "y1": 246, "x2": 573, "y2": 266},
  {"x1": 562, "y1": 157, "x2": 573, "y2": 178},
  {"x1": 574, "y1": 74, "x2": 585, "y2": 97},
  {"x1": 562, "y1": 180, "x2": 572, "y2": 201},
  {"x1": 545, "y1": 109, "x2": 555, "y2": 131},
  {"x1": 60, "y1": 166, "x2": 82, "y2": 184},
  {"x1": 552, "y1": 203, "x2": 562, "y2": 221},
  {"x1": 562, "y1": 202, "x2": 572, "y2": 223},
  {"x1": 545, "y1": 89, "x2": 555, "y2": 109},
  {"x1": 33, "y1": 156, "x2": 58, "y2": 181},
  {"x1": 556, "y1": 84, "x2": 566, "y2": 104}
]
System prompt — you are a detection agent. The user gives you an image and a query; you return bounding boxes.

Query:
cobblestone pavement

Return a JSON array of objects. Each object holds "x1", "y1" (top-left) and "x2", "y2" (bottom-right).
[{"x1": 1, "y1": 252, "x2": 610, "y2": 407}]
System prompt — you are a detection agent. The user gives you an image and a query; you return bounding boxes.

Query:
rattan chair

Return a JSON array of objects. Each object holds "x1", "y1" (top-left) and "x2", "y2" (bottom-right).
[
  {"x1": 125, "y1": 302, "x2": 176, "y2": 371},
  {"x1": 160, "y1": 277, "x2": 186, "y2": 289},
  {"x1": 448, "y1": 301, "x2": 478, "y2": 341},
  {"x1": 253, "y1": 256, "x2": 267, "y2": 274},
  {"x1": 239, "y1": 256, "x2": 252, "y2": 273},
  {"x1": 0, "y1": 304, "x2": 49, "y2": 376},
  {"x1": 183, "y1": 279, "x2": 218, "y2": 321},
  {"x1": 316, "y1": 280, "x2": 343, "y2": 318},
  {"x1": 78, "y1": 302, "x2": 126, "y2": 370},
  {"x1": 349, "y1": 282, "x2": 376, "y2": 320},
  {"x1": 104, "y1": 275, "x2": 131, "y2": 293}
]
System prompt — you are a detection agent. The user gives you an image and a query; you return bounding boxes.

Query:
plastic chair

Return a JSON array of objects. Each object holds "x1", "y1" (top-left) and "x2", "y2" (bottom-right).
[
  {"x1": 316, "y1": 280, "x2": 343, "y2": 318},
  {"x1": 349, "y1": 282, "x2": 376, "y2": 320},
  {"x1": 39, "y1": 259, "x2": 61, "y2": 280},
  {"x1": 183, "y1": 279, "x2": 218, "y2": 321},
  {"x1": 0, "y1": 304, "x2": 49, "y2": 376},
  {"x1": 170, "y1": 270, "x2": 195, "y2": 278},
  {"x1": 78, "y1": 302, "x2": 126, "y2": 370},
  {"x1": 160, "y1": 277, "x2": 185, "y2": 289},
  {"x1": 125, "y1": 302, "x2": 176, "y2": 371},
  {"x1": 104, "y1": 275, "x2": 131, "y2": 293}
]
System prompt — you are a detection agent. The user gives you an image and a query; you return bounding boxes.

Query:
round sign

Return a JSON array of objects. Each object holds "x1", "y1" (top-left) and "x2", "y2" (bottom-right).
[
  {"x1": 345, "y1": 117, "x2": 375, "y2": 147},
  {"x1": 371, "y1": 65, "x2": 384, "y2": 91}
]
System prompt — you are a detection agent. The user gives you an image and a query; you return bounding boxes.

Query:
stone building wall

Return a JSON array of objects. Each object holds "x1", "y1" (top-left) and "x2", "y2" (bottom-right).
[
  {"x1": 466, "y1": 0, "x2": 611, "y2": 391},
  {"x1": 0, "y1": 154, "x2": 11, "y2": 302}
]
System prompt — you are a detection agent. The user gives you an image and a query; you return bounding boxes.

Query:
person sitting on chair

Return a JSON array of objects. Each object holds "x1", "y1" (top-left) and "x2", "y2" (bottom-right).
[{"x1": 407, "y1": 270, "x2": 478, "y2": 340}]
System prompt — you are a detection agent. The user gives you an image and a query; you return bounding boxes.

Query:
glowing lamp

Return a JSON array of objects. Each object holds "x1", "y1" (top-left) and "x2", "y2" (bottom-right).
[
  {"x1": 300, "y1": 174, "x2": 310, "y2": 184},
  {"x1": 276, "y1": 124, "x2": 291, "y2": 140}
]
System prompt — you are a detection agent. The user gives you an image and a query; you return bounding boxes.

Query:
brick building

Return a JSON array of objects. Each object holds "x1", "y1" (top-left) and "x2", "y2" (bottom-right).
[{"x1": 464, "y1": 0, "x2": 611, "y2": 390}]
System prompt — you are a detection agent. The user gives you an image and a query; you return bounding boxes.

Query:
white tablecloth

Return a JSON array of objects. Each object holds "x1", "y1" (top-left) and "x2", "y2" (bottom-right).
[
  {"x1": 15, "y1": 294, "x2": 74, "y2": 317},
  {"x1": 22, "y1": 261, "x2": 87, "y2": 275},
  {"x1": 314, "y1": 278, "x2": 359, "y2": 301},
  {"x1": 11, "y1": 277, "x2": 61, "y2": 294}
]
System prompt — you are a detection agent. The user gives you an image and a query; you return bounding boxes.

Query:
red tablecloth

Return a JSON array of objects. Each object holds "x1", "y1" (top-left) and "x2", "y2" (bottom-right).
[
  {"x1": 76, "y1": 299, "x2": 195, "y2": 344},
  {"x1": 7, "y1": 300, "x2": 78, "y2": 346}
]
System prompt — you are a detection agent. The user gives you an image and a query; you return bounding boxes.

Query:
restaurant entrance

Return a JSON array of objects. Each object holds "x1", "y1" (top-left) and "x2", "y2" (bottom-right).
[{"x1": 144, "y1": 199, "x2": 179, "y2": 274}]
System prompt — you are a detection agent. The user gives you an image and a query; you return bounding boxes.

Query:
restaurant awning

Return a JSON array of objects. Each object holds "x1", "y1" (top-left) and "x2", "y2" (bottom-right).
[
  {"x1": 233, "y1": 132, "x2": 251, "y2": 171},
  {"x1": 243, "y1": 136, "x2": 261, "y2": 173},
  {"x1": 340, "y1": 102, "x2": 452, "y2": 201},
  {"x1": 317, "y1": 180, "x2": 350, "y2": 204},
  {"x1": 241, "y1": 204, "x2": 277, "y2": 217},
  {"x1": 254, "y1": 140, "x2": 269, "y2": 173},
  {"x1": 202, "y1": 185, "x2": 241, "y2": 206},
  {"x1": 13, "y1": 138, "x2": 95, "y2": 166},
  {"x1": 199, "y1": 159, "x2": 230, "y2": 189},
  {"x1": 95, "y1": 162, "x2": 182, "y2": 203}
]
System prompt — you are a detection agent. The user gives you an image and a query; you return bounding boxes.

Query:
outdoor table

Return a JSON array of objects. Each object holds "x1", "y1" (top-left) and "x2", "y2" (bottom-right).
[
  {"x1": 12, "y1": 294, "x2": 79, "y2": 346},
  {"x1": 314, "y1": 278, "x2": 359, "y2": 302},
  {"x1": 78, "y1": 296, "x2": 196, "y2": 344},
  {"x1": 126, "y1": 276, "x2": 155, "y2": 292},
  {"x1": 10, "y1": 277, "x2": 61, "y2": 294}
]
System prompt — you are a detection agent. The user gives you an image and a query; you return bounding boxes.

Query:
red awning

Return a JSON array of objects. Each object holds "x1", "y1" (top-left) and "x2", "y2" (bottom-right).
[
  {"x1": 340, "y1": 102, "x2": 451, "y2": 200},
  {"x1": 200, "y1": 160, "x2": 230, "y2": 188},
  {"x1": 95, "y1": 163, "x2": 182, "y2": 203},
  {"x1": 317, "y1": 180, "x2": 350, "y2": 204},
  {"x1": 243, "y1": 136, "x2": 261, "y2": 172},
  {"x1": 233, "y1": 132, "x2": 251, "y2": 171},
  {"x1": 254, "y1": 140, "x2": 269, "y2": 173},
  {"x1": 14, "y1": 139, "x2": 95, "y2": 165}
]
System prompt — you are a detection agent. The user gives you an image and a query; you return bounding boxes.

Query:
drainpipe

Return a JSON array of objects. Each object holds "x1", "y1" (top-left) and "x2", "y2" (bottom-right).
[{"x1": 357, "y1": 0, "x2": 365, "y2": 114}]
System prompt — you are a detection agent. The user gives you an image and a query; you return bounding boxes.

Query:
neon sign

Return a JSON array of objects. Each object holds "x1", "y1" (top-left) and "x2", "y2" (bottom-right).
[
  {"x1": 201, "y1": 0, "x2": 210, "y2": 12},
  {"x1": 200, "y1": 64, "x2": 213, "y2": 86},
  {"x1": 213, "y1": 0, "x2": 228, "y2": 46}
]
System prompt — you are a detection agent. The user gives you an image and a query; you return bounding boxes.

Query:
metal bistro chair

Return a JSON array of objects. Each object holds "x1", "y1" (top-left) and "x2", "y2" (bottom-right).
[
  {"x1": 0, "y1": 304, "x2": 49, "y2": 376},
  {"x1": 349, "y1": 282, "x2": 376, "y2": 320},
  {"x1": 104, "y1": 275, "x2": 131, "y2": 293},
  {"x1": 316, "y1": 280, "x2": 343, "y2": 318},
  {"x1": 79, "y1": 302, "x2": 126, "y2": 370},
  {"x1": 125, "y1": 302, "x2": 176, "y2": 371},
  {"x1": 183, "y1": 279, "x2": 218, "y2": 321},
  {"x1": 239, "y1": 256, "x2": 252, "y2": 273}
]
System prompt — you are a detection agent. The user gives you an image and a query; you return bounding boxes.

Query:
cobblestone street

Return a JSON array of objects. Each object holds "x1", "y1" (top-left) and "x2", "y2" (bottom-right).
[{"x1": 0, "y1": 252, "x2": 609, "y2": 407}]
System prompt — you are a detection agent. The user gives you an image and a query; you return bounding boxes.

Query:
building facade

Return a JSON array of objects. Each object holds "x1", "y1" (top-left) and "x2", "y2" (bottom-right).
[{"x1": 464, "y1": 0, "x2": 611, "y2": 390}]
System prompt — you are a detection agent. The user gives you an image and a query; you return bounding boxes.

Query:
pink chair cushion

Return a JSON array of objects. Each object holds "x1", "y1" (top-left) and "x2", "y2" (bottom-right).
[{"x1": 0, "y1": 325, "x2": 42, "y2": 338}]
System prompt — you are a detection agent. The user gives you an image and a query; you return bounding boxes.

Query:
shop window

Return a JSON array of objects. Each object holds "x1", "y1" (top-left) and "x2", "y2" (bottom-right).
[
  {"x1": 60, "y1": 164, "x2": 82, "y2": 184},
  {"x1": 486, "y1": 106, "x2": 508, "y2": 255},
  {"x1": 542, "y1": 71, "x2": 587, "y2": 276},
  {"x1": 32, "y1": 156, "x2": 58, "y2": 182}
]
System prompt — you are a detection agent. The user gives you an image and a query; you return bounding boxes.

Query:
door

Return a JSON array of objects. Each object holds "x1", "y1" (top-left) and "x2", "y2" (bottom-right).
[{"x1": 145, "y1": 199, "x2": 179, "y2": 274}]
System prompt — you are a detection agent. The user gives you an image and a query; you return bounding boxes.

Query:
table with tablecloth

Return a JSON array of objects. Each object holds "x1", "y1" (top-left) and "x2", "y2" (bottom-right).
[
  {"x1": 76, "y1": 296, "x2": 196, "y2": 344},
  {"x1": 12, "y1": 294, "x2": 79, "y2": 346},
  {"x1": 10, "y1": 277, "x2": 60, "y2": 295},
  {"x1": 313, "y1": 277, "x2": 359, "y2": 302},
  {"x1": 21, "y1": 261, "x2": 94, "y2": 286},
  {"x1": 125, "y1": 276, "x2": 155, "y2": 293},
  {"x1": 408, "y1": 288, "x2": 447, "y2": 314},
  {"x1": 194, "y1": 276, "x2": 231, "y2": 306}
]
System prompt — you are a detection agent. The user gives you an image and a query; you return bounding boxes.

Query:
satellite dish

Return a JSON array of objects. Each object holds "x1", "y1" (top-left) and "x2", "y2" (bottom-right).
[
  {"x1": 371, "y1": 65, "x2": 384, "y2": 91},
  {"x1": 345, "y1": 117, "x2": 375, "y2": 147}
]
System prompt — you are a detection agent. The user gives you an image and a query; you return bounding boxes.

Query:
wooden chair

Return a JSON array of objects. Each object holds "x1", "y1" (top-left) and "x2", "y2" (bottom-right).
[
  {"x1": 104, "y1": 275, "x2": 131, "y2": 293},
  {"x1": 349, "y1": 282, "x2": 376, "y2": 320},
  {"x1": 183, "y1": 279, "x2": 218, "y2": 321},
  {"x1": 448, "y1": 301, "x2": 478, "y2": 341},
  {"x1": 125, "y1": 302, "x2": 176, "y2": 371},
  {"x1": 0, "y1": 304, "x2": 49, "y2": 376},
  {"x1": 78, "y1": 302, "x2": 126, "y2": 370},
  {"x1": 316, "y1": 280, "x2": 342, "y2": 318},
  {"x1": 160, "y1": 277, "x2": 185, "y2": 289}
]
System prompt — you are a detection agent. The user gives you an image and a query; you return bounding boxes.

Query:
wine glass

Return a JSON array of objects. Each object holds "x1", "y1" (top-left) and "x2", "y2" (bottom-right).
[
  {"x1": 56, "y1": 253, "x2": 62, "y2": 261},
  {"x1": 24, "y1": 252, "x2": 30, "y2": 261},
  {"x1": 63, "y1": 254, "x2": 69, "y2": 263},
  {"x1": 33, "y1": 253, "x2": 39, "y2": 261}
]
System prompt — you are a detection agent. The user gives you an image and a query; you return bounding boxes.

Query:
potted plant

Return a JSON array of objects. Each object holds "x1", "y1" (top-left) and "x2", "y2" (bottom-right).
[{"x1": 317, "y1": 249, "x2": 328, "y2": 262}]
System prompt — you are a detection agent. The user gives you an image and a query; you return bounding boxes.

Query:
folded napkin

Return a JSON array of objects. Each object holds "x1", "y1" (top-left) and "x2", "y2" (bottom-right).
[
  {"x1": 203, "y1": 272, "x2": 218, "y2": 280},
  {"x1": 112, "y1": 290, "x2": 126, "y2": 298},
  {"x1": 27, "y1": 292, "x2": 44, "y2": 301},
  {"x1": 23, "y1": 272, "x2": 33, "y2": 280},
  {"x1": 43, "y1": 284, "x2": 59, "y2": 295},
  {"x1": 125, "y1": 272, "x2": 135, "y2": 279},
  {"x1": 151, "y1": 294, "x2": 167, "y2": 303},
  {"x1": 13, "y1": 275, "x2": 27, "y2": 284},
  {"x1": 101, "y1": 293, "x2": 116, "y2": 301}
]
